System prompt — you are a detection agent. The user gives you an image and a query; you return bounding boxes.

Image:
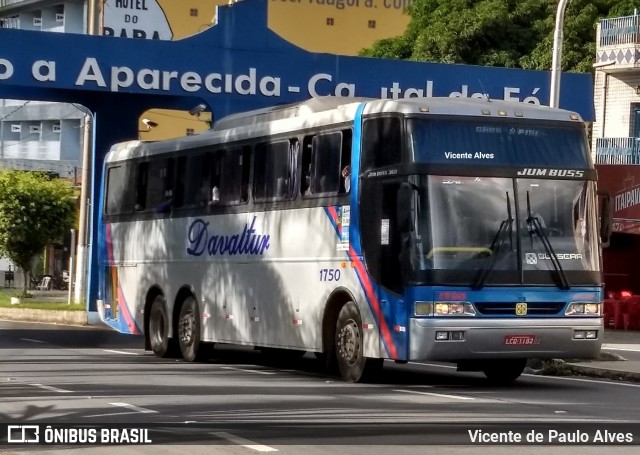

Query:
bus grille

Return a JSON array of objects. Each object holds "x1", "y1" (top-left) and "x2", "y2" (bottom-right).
[{"x1": 475, "y1": 302, "x2": 565, "y2": 316}]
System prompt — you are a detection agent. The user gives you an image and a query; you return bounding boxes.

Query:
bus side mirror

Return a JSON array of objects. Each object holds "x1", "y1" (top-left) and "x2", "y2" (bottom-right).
[{"x1": 598, "y1": 190, "x2": 613, "y2": 248}]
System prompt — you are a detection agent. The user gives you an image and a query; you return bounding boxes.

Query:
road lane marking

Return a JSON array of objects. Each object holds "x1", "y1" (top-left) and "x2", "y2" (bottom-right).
[
  {"x1": 602, "y1": 345, "x2": 640, "y2": 353},
  {"x1": 393, "y1": 388, "x2": 475, "y2": 400},
  {"x1": 84, "y1": 411, "x2": 145, "y2": 418},
  {"x1": 102, "y1": 349, "x2": 141, "y2": 355},
  {"x1": 109, "y1": 402, "x2": 158, "y2": 414},
  {"x1": 540, "y1": 374, "x2": 640, "y2": 387},
  {"x1": 29, "y1": 383, "x2": 72, "y2": 393},
  {"x1": 221, "y1": 366, "x2": 276, "y2": 375},
  {"x1": 20, "y1": 338, "x2": 47, "y2": 344},
  {"x1": 211, "y1": 431, "x2": 277, "y2": 452}
]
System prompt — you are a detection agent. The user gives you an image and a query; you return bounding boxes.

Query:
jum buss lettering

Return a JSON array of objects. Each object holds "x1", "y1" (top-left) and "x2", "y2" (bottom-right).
[{"x1": 187, "y1": 216, "x2": 270, "y2": 256}]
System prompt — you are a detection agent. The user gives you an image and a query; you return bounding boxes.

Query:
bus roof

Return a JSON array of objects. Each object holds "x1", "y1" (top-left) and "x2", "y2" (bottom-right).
[{"x1": 105, "y1": 97, "x2": 584, "y2": 164}]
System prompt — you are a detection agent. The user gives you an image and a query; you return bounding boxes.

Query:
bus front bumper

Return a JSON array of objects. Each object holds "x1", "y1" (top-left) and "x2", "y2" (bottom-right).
[{"x1": 409, "y1": 317, "x2": 603, "y2": 361}]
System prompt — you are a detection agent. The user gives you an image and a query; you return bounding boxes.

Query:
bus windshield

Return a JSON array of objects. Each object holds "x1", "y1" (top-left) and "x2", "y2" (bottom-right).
[{"x1": 404, "y1": 175, "x2": 600, "y2": 287}]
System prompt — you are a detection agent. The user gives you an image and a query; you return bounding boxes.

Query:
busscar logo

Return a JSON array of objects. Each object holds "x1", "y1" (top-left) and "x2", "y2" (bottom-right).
[
  {"x1": 517, "y1": 168, "x2": 584, "y2": 178},
  {"x1": 7, "y1": 425, "x2": 40, "y2": 443}
]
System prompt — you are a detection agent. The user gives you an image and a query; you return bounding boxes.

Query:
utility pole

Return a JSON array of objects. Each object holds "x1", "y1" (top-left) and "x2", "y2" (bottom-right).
[{"x1": 550, "y1": 0, "x2": 570, "y2": 108}]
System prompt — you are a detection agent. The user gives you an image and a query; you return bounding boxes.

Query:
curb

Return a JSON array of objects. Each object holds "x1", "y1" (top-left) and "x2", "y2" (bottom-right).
[
  {"x1": 0, "y1": 308, "x2": 88, "y2": 326},
  {"x1": 529, "y1": 358, "x2": 640, "y2": 384}
]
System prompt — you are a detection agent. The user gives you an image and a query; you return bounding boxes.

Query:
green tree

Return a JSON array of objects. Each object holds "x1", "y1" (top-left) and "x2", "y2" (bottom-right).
[
  {"x1": 0, "y1": 169, "x2": 76, "y2": 296},
  {"x1": 361, "y1": 0, "x2": 640, "y2": 73}
]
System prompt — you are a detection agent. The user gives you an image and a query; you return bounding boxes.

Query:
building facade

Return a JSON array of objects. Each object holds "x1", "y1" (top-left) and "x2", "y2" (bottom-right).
[
  {"x1": 0, "y1": 0, "x2": 87, "y2": 178},
  {"x1": 593, "y1": 13, "x2": 640, "y2": 296}
]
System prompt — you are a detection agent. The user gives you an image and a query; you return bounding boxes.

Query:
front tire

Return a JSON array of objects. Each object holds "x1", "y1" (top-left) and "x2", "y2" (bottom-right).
[
  {"x1": 482, "y1": 359, "x2": 527, "y2": 385},
  {"x1": 335, "y1": 302, "x2": 381, "y2": 382},
  {"x1": 178, "y1": 297, "x2": 203, "y2": 362}
]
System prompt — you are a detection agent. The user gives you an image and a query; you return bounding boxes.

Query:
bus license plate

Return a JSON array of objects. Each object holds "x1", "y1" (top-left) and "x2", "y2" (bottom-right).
[{"x1": 504, "y1": 335, "x2": 539, "y2": 345}]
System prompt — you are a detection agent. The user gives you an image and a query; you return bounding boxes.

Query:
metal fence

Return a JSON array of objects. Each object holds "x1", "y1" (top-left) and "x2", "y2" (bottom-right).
[
  {"x1": 600, "y1": 15, "x2": 640, "y2": 47},
  {"x1": 596, "y1": 137, "x2": 640, "y2": 164}
]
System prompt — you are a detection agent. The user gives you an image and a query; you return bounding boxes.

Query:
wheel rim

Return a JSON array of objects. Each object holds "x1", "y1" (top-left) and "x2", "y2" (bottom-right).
[
  {"x1": 179, "y1": 310, "x2": 195, "y2": 346},
  {"x1": 338, "y1": 318, "x2": 360, "y2": 366}
]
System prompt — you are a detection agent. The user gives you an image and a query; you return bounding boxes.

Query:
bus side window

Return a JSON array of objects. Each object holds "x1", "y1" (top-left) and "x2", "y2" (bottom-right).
[
  {"x1": 340, "y1": 129, "x2": 353, "y2": 194},
  {"x1": 173, "y1": 156, "x2": 187, "y2": 208},
  {"x1": 105, "y1": 164, "x2": 134, "y2": 215},
  {"x1": 180, "y1": 154, "x2": 206, "y2": 208},
  {"x1": 253, "y1": 140, "x2": 295, "y2": 202},
  {"x1": 145, "y1": 159, "x2": 172, "y2": 213},
  {"x1": 135, "y1": 162, "x2": 148, "y2": 211},
  {"x1": 311, "y1": 132, "x2": 341, "y2": 195},
  {"x1": 361, "y1": 117, "x2": 402, "y2": 172},
  {"x1": 301, "y1": 135, "x2": 314, "y2": 197},
  {"x1": 220, "y1": 146, "x2": 250, "y2": 205}
]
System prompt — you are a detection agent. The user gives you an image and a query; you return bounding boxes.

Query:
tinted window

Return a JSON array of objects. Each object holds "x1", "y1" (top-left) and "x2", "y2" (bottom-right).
[
  {"x1": 254, "y1": 140, "x2": 296, "y2": 201},
  {"x1": 218, "y1": 147, "x2": 250, "y2": 204},
  {"x1": 105, "y1": 164, "x2": 134, "y2": 215},
  {"x1": 361, "y1": 117, "x2": 402, "y2": 171},
  {"x1": 301, "y1": 130, "x2": 352, "y2": 197}
]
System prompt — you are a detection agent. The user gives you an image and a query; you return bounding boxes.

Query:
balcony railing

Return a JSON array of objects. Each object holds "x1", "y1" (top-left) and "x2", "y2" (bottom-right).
[
  {"x1": 600, "y1": 15, "x2": 640, "y2": 47},
  {"x1": 596, "y1": 137, "x2": 640, "y2": 164}
]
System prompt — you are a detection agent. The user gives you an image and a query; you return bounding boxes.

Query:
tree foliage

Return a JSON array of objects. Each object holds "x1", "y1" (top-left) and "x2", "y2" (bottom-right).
[
  {"x1": 0, "y1": 169, "x2": 76, "y2": 294},
  {"x1": 360, "y1": 0, "x2": 640, "y2": 72}
]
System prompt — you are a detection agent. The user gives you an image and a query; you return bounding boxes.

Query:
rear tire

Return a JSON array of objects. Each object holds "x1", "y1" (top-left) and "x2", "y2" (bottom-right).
[
  {"x1": 482, "y1": 359, "x2": 527, "y2": 385},
  {"x1": 335, "y1": 302, "x2": 381, "y2": 382},
  {"x1": 149, "y1": 295, "x2": 176, "y2": 358},
  {"x1": 178, "y1": 297, "x2": 203, "y2": 362}
]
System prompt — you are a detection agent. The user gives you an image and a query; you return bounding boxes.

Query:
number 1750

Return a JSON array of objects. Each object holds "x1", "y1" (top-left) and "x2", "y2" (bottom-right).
[{"x1": 319, "y1": 268, "x2": 341, "y2": 281}]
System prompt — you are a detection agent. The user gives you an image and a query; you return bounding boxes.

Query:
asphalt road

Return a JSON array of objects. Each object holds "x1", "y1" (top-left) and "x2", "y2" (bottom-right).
[{"x1": 1, "y1": 321, "x2": 639, "y2": 454}]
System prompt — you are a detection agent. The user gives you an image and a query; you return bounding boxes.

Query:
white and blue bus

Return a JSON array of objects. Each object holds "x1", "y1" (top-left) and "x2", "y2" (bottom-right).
[{"x1": 98, "y1": 97, "x2": 611, "y2": 383}]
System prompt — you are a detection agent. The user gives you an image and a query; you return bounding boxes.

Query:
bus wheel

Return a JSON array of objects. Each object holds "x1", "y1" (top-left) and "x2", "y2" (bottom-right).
[
  {"x1": 482, "y1": 359, "x2": 527, "y2": 385},
  {"x1": 149, "y1": 295, "x2": 174, "y2": 358},
  {"x1": 178, "y1": 297, "x2": 202, "y2": 362},
  {"x1": 335, "y1": 301, "x2": 379, "y2": 382}
]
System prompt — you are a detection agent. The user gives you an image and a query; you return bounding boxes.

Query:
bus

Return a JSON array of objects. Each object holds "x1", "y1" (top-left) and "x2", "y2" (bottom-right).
[{"x1": 98, "y1": 97, "x2": 611, "y2": 384}]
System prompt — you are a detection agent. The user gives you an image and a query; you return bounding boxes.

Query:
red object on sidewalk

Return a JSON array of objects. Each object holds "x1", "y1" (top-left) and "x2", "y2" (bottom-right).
[
  {"x1": 604, "y1": 299, "x2": 627, "y2": 329},
  {"x1": 603, "y1": 299, "x2": 616, "y2": 328},
  {"x1": 623, "y1": 297, "x2": 640, "y2": 330}
]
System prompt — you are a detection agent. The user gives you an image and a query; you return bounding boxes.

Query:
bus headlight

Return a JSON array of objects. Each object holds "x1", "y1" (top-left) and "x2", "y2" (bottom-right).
[
  {"x1": 414, "y1": 301, "x2": 433, "y2": 316},
  {"x1": 565, "y1": 302, "x2": 601, "y2": 316},
  {"x1": 434, "y1": 301, "x2": 476, "y2": 316}
]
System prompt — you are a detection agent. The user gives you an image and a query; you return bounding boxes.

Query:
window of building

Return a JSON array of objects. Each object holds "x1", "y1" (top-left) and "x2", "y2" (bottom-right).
[
  {"x1": 326, "y1": 18, "x2": 334, "y2": 26},
  {"x1": 30, "y1": 125, "x2": 41, "y2": 134},
  {"x1": 10, "y1": 124, "x2": 21, "y2": 133},
  {"x1": 186, "y1": 128, "x2": 195, "y2": 136},
  {"x1": 190, "y1": 9, "x2": 198, "y2": 17},
  {"x1": 52, "y1": 123, "x2": 61, "y2": 133},
  {"x1": 368, "y1": 20, "x2": 376, "y2": 29}
]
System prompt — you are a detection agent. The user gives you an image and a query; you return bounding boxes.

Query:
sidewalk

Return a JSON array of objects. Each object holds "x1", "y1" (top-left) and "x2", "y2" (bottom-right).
[{"x1": 544, "y1": 328, "x2": 640, "y2": 382}]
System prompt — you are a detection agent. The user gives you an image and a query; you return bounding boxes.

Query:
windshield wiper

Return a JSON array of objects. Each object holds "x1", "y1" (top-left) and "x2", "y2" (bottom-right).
[
  {"x1": 473, "y1": 192, "x2": 514, "y2": 290},
  {"x1": 526, "y1": 192, "x2": 570, "y2": 290}
]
